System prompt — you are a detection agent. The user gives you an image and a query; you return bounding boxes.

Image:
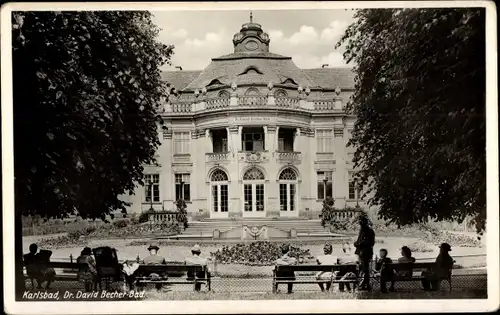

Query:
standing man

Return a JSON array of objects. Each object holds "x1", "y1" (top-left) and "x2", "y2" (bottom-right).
[
  {"x1": 185, "y1": 244, "x2": 211, "y2": 292},
  {"x1": 354, "y1": 213, "x2": 375, "y2": 291}
]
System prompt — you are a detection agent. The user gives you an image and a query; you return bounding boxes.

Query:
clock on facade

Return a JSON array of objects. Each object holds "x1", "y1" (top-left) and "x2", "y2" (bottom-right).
[{"x1": 245, "y1": 40, "x2": 259, "y2": 51}]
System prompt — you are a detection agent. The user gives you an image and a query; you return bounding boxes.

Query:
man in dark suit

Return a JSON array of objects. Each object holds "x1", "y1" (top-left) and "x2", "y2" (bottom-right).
[{"x1": 354, "y1": 213, "x2": 375, "y2": 291}]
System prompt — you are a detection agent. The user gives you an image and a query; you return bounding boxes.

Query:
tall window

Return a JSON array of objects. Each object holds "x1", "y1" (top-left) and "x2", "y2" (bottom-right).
[
  {"x1": 317, "y1": 171, "x2": 333, "y2": 200},
  {"x1": 348, "y1": 172, "x2": 362, "y2": 200},
  {"x1": 173, "y1": 131, "x2": 190, "y2": 154},
  {"x1": 144, "y1": 174, "x2": 160, "y2": 202},
  {"x1": 243, "y1": 168, "x2": 265, "y2": 213},
  {"x1": 211, "y1": 169, "x2": 229, "y2": 213},
  {"x1": 175, "y1": 173, "x2": 191, "y2": 201},
  {"x1": 316, "y1": 129, "x2": 333, "y2": 153},
  {"x1": 279, "y1": 168, "x2": 298, "y2": 212},
  {"x1": 242, "y1": 128, "x2": 265, "y2": 152}
]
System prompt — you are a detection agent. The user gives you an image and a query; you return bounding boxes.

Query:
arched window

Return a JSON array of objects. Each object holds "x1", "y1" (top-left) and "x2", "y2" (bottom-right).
[
  {"x1": 279, "y1": 168, "x2": 298, "y2": 212},
  {"x1": 244, "y1": 87, "x2": 260, "y2": 96},
  {"x1": 279, "y1": 168, "x2": 297, "y2": 180},
  {"x1": 243, "y1": 168, "x2": 265, "y2": 180},
  {"x1": 274, "y1": 89, "x2": 288, "y2": 98},
  {"x1": 211, "y1": 169, "x2": 228, "y2": 181},
  {"x1": 242, "y1": 168, "x2": 265, "y2": 214},
  {"x1": 218, "y1": 90, "x2": 230, "y2": 98},
  {"x1": 239, "y1": 66, "x2": 263, "y2": 75},
  {"x1": 210, "y1": 169, "x2": 228, "y2": 214},
  {"x1": 207, "y1": 79, "x2": 223, "y2": 86},
  {"x1": 282, "y1": 78, "x2": 298, "y2": 85}
]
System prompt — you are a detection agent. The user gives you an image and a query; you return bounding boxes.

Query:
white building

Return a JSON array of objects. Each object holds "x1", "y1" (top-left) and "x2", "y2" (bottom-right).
[{"x1": 124, "y1": 16, "x2": 368, "y2": 221}]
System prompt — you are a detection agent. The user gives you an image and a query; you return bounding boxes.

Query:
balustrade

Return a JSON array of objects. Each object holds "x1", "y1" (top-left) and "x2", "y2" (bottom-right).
[
  {"x1": 275, "y1": 97, "x2": 299, "y2": 108},
  {"x1": 171, "y1": 102, "x2": 192, "y2": 113},
  {"x1": 206, "y1": 97, "x2": 229, "y2": 110},
  {"x1": 206, "y1": 152, "x2": 230, "y2": 162},
  {"x1": 313, "y1": 100, "x2": 336, "y2": 111},
  {"x1": 275, "y1": 151, "x2": 302, "y2": 163},
  {"x1": 238, "y1": 96, "x2": 268, "y2": 106}
]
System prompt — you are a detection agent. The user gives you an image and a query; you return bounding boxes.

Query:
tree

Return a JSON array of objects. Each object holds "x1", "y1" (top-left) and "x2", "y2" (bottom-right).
[
  {"x1": 337, "y1": 9, "x2": 486, "y2": 232},
  {"x1": 12, "y1": 11, "x2": 174, "y2": 296}
]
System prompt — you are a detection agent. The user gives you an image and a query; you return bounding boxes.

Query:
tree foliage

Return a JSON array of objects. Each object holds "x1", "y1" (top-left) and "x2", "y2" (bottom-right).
[
  {"x1": 12, "y1": 11, "x2": 174, "y2": 221},
  {"x1": 337, "y1": 9, "x2": 486, "y2": 232}
]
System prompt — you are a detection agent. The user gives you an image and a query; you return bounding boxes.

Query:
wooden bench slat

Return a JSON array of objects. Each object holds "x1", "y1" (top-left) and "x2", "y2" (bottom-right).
[{"x1": 275, "y1": 264, "x2": 358, "y2": 272}]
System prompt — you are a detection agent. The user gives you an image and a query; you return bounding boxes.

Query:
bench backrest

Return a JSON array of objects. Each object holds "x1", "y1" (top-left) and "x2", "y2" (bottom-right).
[
  {"x1": 274, "y1": 264, "x2": 358, "y2": 273},
  {"x1": 23, "y1": 261, "x2": 85, "y2": 270},
  {"x1": 136, "y1": 264, "x2": 207, "y2": 275},
  {"x1": 385, "y1": 262, "x2": 453, "y2": 273}
]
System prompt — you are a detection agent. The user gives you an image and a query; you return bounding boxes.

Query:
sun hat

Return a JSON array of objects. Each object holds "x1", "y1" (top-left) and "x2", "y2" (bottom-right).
[
  {"x1": 147, "y1": 243, "x2": 160, "y2": 251},
  {"x1": 191, "y1": 244, "x2": 201, "y2": 253}
]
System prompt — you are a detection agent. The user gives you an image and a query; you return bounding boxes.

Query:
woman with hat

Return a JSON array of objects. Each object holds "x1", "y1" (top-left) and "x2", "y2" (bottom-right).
[
  {"x1": 315, "y1": 243, "x2": 339, "y2": 292},
  {"x1": 274, "y1": 244, "x2": 297, "y2": 294},
  {"x1": 421, "y1": 243, "x2": 455, "y2": 291},
  {"x1": 77, "y1": 247, "x2": 97, "y2": 292},
  {"x1": 185, "y1": 244, "x2": 211, "y2": 292},
  {"x1": 143, "y1": 243, "x2": 167, "y2": 291}
]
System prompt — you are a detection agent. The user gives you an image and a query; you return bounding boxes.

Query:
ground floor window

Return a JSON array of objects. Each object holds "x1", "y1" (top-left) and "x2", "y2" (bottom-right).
[
  {"x1": 211, "y1": 169, "x2": 229, "y2": 212},
  {"x1": 317, "y1": 171, "x2": 333, "y2": 200},
  {"x1": 175, "y1": 173, "x2": 191, "y2": 201},
  {"x1": 348, "y1": 171, "x2": 362, "y2": 200},
  {"x1": 279, "y1": 168, "x2": 298, "y2": 211},
  {"x1": 144, "y1": 174, "x2": 160, "y2": 202},
  {"x1": 243, "y1": 167, "x2": 265, "y2": 212}
]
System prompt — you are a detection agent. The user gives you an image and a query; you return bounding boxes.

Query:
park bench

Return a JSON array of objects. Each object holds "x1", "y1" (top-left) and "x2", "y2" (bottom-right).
[
  {"x1": 134, "y1": 264, "x2": 211, "y2": 292},
  {"x1": 272, "y1": 264, "x2": 359, "y2": 293},
  {"x1": 380, "y1": 262, "x2": 454, "y2": 291},
  {"x1": 23, "y1": 261, "x2": 86, "y2": 289}
]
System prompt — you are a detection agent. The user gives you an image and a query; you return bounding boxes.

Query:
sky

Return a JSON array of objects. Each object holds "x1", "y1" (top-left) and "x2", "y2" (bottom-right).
[{"x1": 151, "y1": 10, "x2": 356, "y2": 71}]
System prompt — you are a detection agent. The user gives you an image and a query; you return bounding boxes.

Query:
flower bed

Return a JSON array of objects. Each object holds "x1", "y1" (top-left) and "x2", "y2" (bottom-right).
[
  {"x1": 421, "y1": 230, "x2": 482, "y2": 248},
  {"x1": 37, "y1": 222, "x2": 180, "y2": 249},
  {"x1": 210, "y1": 241, "x2": 314, "y2": 266}
]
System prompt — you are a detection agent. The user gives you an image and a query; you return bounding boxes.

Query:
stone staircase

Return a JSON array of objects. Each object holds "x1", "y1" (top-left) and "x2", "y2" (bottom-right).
[{"x1": 182, "y1": 218, "x2": 329, "y2": 237}]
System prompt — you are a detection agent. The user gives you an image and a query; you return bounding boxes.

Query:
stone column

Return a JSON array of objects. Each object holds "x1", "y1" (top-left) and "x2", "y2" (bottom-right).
[
  {"x1": 237, "y1": 126, "x2": 243, "y2": 152},
  {"x1": 205, "y1": 129, "x2": 212, "y2": 154},
  {"x1": 225, "y1": 127, "x2": 232, "y2": 152},
  {"x1": 263, "y1": 126, "x2": 268, "y2": 151},
  {"x1": 294, "y1": 128, "x2": 300, "y2": 152},
  {"x1": 274, "y1": 126, "x2": 280, "y2": 152},
  {"x1": 333, "y1": 118, "x2": 346, "y2": 208}
]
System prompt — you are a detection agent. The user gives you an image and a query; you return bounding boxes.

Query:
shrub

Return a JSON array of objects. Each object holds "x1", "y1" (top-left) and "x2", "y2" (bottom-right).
[
  {"x1": 407, "y1": 240, "x2": 433, "y2": 253},
  {"x1": 175, "y1": 199, "x2": 188, "y2": 230},
  {"x1": 113, "y1": 219, "x2": 129, "y2": 229},
  {"x1": 138, "y1": 212, "x2": 150, "y2": 223}
]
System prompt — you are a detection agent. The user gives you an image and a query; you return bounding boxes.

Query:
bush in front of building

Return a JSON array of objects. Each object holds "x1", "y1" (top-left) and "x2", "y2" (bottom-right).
[{"x1": 175, "y1": 199, "x2": 189, "y2": 230}]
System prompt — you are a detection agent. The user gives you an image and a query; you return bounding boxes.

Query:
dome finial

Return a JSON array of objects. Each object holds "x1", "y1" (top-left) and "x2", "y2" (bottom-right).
[{"x1": 250, "y1": 11, "x2": 253, "y2": 23}]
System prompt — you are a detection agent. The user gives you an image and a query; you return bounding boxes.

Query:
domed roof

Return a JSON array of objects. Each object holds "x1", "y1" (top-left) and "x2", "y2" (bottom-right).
[{"x1": 182, "y1": 13, "x2": 318, "y2": 91}]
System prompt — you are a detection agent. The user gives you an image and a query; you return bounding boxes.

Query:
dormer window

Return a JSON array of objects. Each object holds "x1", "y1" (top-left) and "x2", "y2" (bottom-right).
[
  {"x1": 282, "y1": 78, "x2": 298, "y2": 85},
  {"x1": 207, "y1": 79, "x2": 223, "y2": 87},
  {"x1": 239, "y1": 66, "x2": 263, "y2": 76}
]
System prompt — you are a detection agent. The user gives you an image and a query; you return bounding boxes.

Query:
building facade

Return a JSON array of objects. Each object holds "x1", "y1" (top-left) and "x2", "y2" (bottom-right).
[{"x1": 123, "y1": 17, "x2": 367, "y2": 220}]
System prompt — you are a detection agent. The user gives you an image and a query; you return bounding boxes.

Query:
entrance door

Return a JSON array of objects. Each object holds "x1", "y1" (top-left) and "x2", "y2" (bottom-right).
[
  {"x1": 242, "y1": 168, "x2": 266, "y2": 217},
  {"x1": 210, "y1": 169, "x2": 229, "y2": 218},
  {"x1": 279, "y1": 168, "x2": 299, "y2": 217}
]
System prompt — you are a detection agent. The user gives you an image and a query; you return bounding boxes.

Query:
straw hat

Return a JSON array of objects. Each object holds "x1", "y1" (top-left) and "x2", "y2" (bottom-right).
[
  {"x1": 191, "y1": 244, "x2": 201, "y2": 253},
  {"x1": 147, "y1": 243, "x2": 160, "y2": 251}
]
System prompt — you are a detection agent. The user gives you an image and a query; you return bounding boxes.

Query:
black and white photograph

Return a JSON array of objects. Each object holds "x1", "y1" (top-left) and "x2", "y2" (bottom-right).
[{"x1": 2, "y1": 1, "x2": 498, "y2": 314}]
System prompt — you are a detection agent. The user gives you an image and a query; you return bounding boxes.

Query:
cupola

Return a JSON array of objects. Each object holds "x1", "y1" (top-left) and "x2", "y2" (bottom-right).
[{"x1": 232, "y1": 12, "x2": 270, "y2": 53}]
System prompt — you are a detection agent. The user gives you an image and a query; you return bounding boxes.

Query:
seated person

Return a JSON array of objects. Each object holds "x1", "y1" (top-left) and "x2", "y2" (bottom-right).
[
  {"x1": 374, "y1": 248, "x2": 395, "y2": 293},
  {"x1": 421, "y1": 243, "x2": 454, "y2": 291},
  {"x1": 24, "y1": 243, "x2": 41, "y2": 289},
  {"x1": 274, "y1": 244, "x2": 297, "y2": 294},
  {"x1": 336, "y1": 247, "x2": 358, "y2": 292},
  {"x1": 36, "y1": 249, "x2": 56, "y2": 290},
  {"x1": 396, "y1": 246, "x2": 416, "y2": 278},
  {"x1": 142, "y1": 243, "x2": 167, "y2": 291},
  {"x1": 122, "y1": 260, "x2": 140, "y2": 291},
  {"x1": 315, "y1": 243, "x2": 338, "y2": 292},
  {"x1": 77, "y1": 247, "x2": 98, "y2": 292},
  {"x1": 185, "y1": 244, "x2": 211, "y2": 292}
]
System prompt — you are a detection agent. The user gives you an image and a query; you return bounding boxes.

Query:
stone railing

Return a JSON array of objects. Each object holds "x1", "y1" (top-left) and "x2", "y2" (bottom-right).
[
  {"x1": 275, "y1": 151, "x2": 302, "y2": 163},
  {"x1": 146, "y1": 210, "x2": 179, "y2": 223},
  {"x1": 206, "y1": 152, "x2": 230, "y2": 162},
  {"x1": 206, "y1": 97, "x2": 230, "y2": 110},
  {"x1": 172, "y1": 102, "x2": 192, "y2": 113},
  {"x1": 238, "y1": 96, "x2": 268, "y2": 107},
  {"x1": 313, "y1": 100, "x2": 336, "y2": 111},
  {"x1": 331, "y1": 209, "x2": 362, "y2": 220},
  {"x1": 275, "y1": 97, "x2": 300, "y2": 108}
]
